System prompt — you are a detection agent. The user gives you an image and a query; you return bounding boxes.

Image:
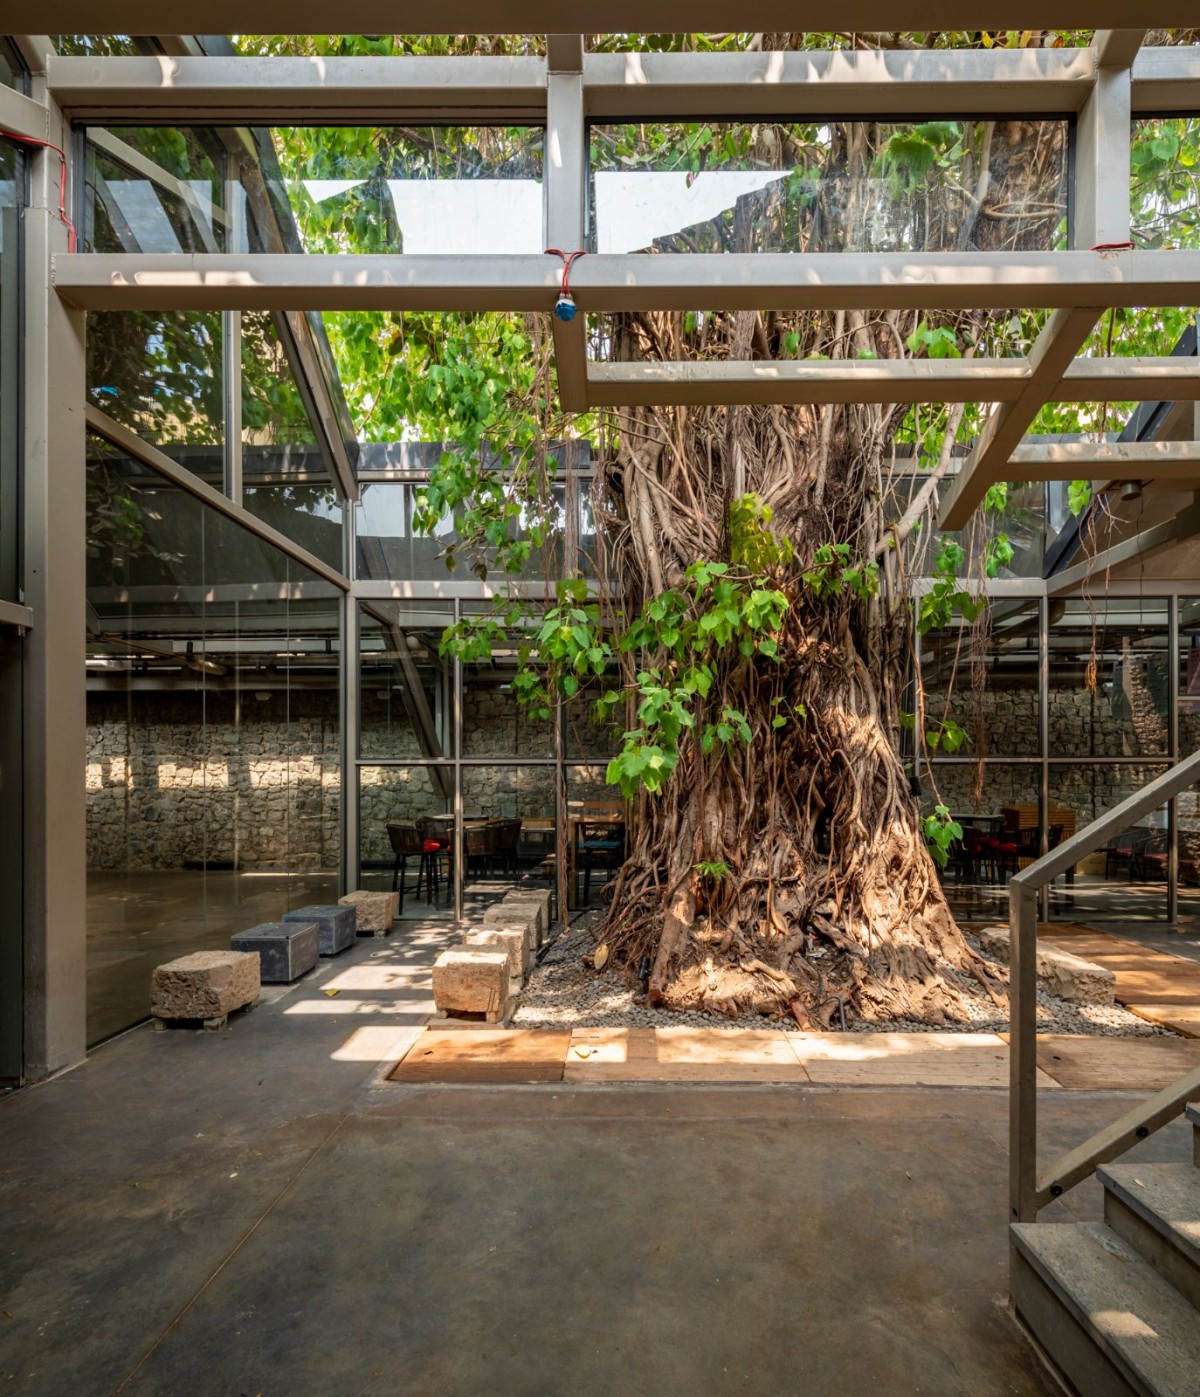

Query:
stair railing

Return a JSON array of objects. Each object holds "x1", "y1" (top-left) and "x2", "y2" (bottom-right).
[{"x1": 1010, "y1": 747, "x2": 1200, "y2": 1225}]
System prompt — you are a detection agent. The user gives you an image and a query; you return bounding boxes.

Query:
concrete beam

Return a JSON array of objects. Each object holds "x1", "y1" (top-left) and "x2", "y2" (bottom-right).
[
  {"x1": 1058, "y1": 357, "x2": 1200, "y2": 400},
  {"x1": 9, "y1": 2, "x2": 1198, "y2": 31},
  {"x1": 939, "y1": 307, "x2": 1102, "y2": 530},
  {"x1": 1131, "y1": 45, "x2": 1200, "y2": 113},
  {"x1": 52, "y1": 250, "x2": 1200, "y2": 313},
  {"x1": 545, "y1": 64, "x2": 589, "y2": 412}
]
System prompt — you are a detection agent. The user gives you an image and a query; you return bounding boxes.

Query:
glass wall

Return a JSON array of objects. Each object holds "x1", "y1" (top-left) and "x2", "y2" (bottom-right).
[
  {"x1": 86, "y1": 435, "x2": 342, "y2": 1044},
  {"x1": 925, "y1": 596, "x2": 1198, "y2": 925},
  {"x1": 0, "y1": 138, "x2": 23, "y2": 1081}
]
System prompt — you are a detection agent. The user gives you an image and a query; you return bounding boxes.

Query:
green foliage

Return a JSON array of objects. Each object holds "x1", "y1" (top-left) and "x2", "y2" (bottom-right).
[
  {"x1": 694, "y1": 859, "x2": 731, "y2": 881},
  {"x1": 905, "y1": 321, "x2": 962, "y2": 360},
  {"x1": 923, "y1": 804, "x2": 963, "y2": 869},
  {"x1": 917, "y1": 537, "x2": 985, "y2": 634},
  {"x1": 1067, "y1": 479, "x2": 1093, "y2": 516},
  {"x1": 802, "y1": 543, "x2": 880, "y2": 602}
]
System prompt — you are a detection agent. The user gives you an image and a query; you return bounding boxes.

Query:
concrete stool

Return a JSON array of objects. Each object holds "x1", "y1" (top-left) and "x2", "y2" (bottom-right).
[
  {"x1": 284, "y1": 904, "x2": 356, "y2": 957},
  {"x1": 432, "y1": 949, "x2": 512, "y2": 1022},
  {"x1": 338, "y1": 889, "x2": 399, "y2": 937},
  {"x1": 231, "y1": 922, "x2": 319, "y2": 983},
  {"x1": 151, "y1": 950, "x2": 260, "y2": 1029}
]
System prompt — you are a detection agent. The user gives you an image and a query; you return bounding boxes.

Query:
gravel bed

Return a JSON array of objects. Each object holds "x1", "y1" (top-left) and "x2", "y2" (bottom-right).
[{"x1": 511, "y1": 917, "x2": 1178, "y2": 1037}]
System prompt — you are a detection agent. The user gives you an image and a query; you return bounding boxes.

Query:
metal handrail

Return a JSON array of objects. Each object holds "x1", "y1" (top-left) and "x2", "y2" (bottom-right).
[{"x1": 1009, "y1": 746, "x2": 1200, "y2": 1224}]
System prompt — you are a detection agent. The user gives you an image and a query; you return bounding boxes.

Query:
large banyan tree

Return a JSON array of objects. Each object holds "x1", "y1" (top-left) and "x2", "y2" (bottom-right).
[{"x1": 242, "y1": 29, "x2": 1199, "y2": 1026}]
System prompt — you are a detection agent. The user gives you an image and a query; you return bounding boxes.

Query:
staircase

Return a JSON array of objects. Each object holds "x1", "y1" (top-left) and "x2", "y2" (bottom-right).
[{"x1": 1011, "y1": 1102, "x2": 1200, "y2": 1396}]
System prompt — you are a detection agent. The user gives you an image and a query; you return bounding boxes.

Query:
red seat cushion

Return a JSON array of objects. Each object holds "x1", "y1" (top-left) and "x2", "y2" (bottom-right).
[{"x1": 422, "y1": 839, "x2": 441, "y2": 853}]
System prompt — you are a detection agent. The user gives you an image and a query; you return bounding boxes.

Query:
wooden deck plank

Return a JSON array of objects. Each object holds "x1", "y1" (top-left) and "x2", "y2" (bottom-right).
[
  {"x1": 787, "y1": 1031, "x2": 1060, "y2": 1088},
  {"x1": 1039, "y1": 930, "x2": 1200, "y2": 1008},
  {"x1": 388, "y1": 1029, "x2": 570, "y2": 1082},
  {"x1": 1024, "y1": 1033, "x2": 1200, "y2": 1090},
  {"x1": 564, "y1": 1027, "x2": 810, "y2": 1082}
]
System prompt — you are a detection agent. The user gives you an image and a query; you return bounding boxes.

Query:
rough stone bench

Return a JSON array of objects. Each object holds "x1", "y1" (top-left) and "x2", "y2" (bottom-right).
[
  {"x1": 283, "y1": 903, "x2": 356, "y2": 957},
  {"x1": 485, "y1": 899, "x2": 544, "y2": 947},
  {"x1": 432, "y1": 948, "x2": 513, "y2": 1023},
  {"x1": 977, "y1": 925, "x2": 1116, "y2": 1005},
  {"x1": 338, "y1": 889, "x2": 399, "y2": 937},
  {"x1": 151, "y1": 950, "x2": 260, "y2": 1030},
  {"x1": 503, "y1": 886, "x2": 553, "y2": 933},
  {"x1": 231, "y1": 922, "x2": 319, "y2": 984},
  {"x1": 463, "y1": 925, "x2": 529, "y2": 983}
]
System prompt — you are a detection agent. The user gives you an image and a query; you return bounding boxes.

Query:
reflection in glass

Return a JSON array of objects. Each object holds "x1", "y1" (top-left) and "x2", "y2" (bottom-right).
[
  {"x1": 460, "y1": 766, "x2": 557, "y2": 921},
  {"x1": 86, "y1": 446, "x2": 342, "y2": 1043},
  {"x1": 1048, "y1": 600, "x2": 1168, "y2": 759},
  {"x1": 922, "y1": 602, "x2": 1041, "y2": 758},
  {"x1": 590, "y1": 119, "x2": 1068, "y2": 255},
  {"x1": 0, "y1": 140, "x2": 19, "y2": 599},
  {"x1": 357, "y1": 767, "x2": 453, "y2": 918},
  {"x1": 359, "y1": 602, "x2": 453, "y2": 761},
  {"x1": 1048, "y1": 764, "x2": 1169, "y2": 923},
  {"x1": 1132, "y1": 117, "x2": 1200, "y2": 251}
]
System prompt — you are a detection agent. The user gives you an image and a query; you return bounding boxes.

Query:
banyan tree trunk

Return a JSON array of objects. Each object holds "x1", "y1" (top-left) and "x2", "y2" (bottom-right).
[{"x1": 591, "y1": 312, "x2": 1003, "y2": 1027}]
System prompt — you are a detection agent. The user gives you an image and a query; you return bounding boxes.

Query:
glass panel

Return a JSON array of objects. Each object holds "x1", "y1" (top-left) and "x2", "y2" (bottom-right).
[
  {"x1": 461, "y1": 766, "x2": 557, "y2": 920},
  {"x1": 1048, "y1": 599, "x2": 1169, "y2": 759},
  {"x1": 921, "y1": 602, "x2": 1041, "y2": 758},
  {"x1": 565, "y1": 673, "x2": 623, "y2": 761},
  {"x1": 464, "y1": 659, "x2": 554, "y2": 760},
  {"x1": 566, "y1": 764, "x2": 626, "y2": 911},
  {"x1": 87, "y1": 125, "x2": 544, "y2": 258},
  {"x1": 357, "y1": 766, "x2": 453, "y2": 920},
  {"x1": 54, "y1": 36, "x2": 143, "y2": 56},
  {"x1": 0, "y1": 39, "x2": 25, "y2": 90},
  {"x1": 0, "y1": 140, "x2": 19, "y2": 601},
  {"x1": 1048, "y1": 763, "x2": 1169, "y2": 923},
  {"x1": 590, "y1": 120, "x2": 1068, "y2": 254},
  {"x1": 925, "y1": 762, "x2": 1040, "y2": 922},
  {"x1": 86, "y1": 444, "x2": 341, "y2": 1044},
  {"x1": 355, "y1": 479, "x2": 568, "y2": 583},
  {"x1": 359, "y1": 601, "x2": 453, "y2": 760},
  {"x1": 1132, "y1": 117, "x2": 1200, "y2": 251},
  {"x1": 264, "y1": 126, "x2": 543, "y2": 255},
  {"x1": 84, "y1": 128, "x2": 226, "y2": 255},
  {"x1": 87, "y1": 310, "x2": 225, "y2": 456}
]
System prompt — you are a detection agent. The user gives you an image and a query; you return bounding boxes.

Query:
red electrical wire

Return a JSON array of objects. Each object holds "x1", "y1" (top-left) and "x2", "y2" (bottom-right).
[
  {"x1": 0, "y1": 130, "x2": 77, "y2": 251},
  {"x1": 1091, "y1": 241, "x2": 1135, "y2": 251},
  {"x1": 544, "y1": 247, "x2": 587, "y2": 296}
]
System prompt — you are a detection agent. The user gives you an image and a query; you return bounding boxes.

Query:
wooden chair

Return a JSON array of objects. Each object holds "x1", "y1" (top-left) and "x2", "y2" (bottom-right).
[
  {"x1": 578, "y1": 818, "x2": 626, "y2": 904},
  {"x1": 386, "y1": 820, "x2": 444, "y2": 913}
]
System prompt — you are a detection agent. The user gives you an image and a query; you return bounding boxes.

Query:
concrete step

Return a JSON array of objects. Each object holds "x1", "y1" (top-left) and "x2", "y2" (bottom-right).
[
  {"x1": 1101, "y1": 1162, "x2": 1200, "y2": 1310},
  {"x1": 1011, "y1": 1221, "x2": 1200, "y2": 1397},
  {"x1": 1187, "y1": 1103, "x2": 1199, "y2": 1167}
]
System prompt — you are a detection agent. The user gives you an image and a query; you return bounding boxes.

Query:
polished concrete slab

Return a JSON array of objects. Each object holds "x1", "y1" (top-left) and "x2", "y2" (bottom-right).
[{"x1": 3, "y1": 925, "x2": 1195, "y2": 1396}]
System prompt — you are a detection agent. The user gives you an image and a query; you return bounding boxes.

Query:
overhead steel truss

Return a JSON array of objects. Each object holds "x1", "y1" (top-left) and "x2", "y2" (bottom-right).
[{"x1": 16, "y1": 28, "x2": 1200, "y2": 534}]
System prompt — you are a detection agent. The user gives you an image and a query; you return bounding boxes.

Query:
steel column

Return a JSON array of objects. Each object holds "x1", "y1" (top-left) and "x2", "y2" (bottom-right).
[
  {"x1": 22, "y1": 104, "x2": 88, "y2": 1078},
  {"x1": 545, "y1": 38, "x2": 588, "y2": 412}
]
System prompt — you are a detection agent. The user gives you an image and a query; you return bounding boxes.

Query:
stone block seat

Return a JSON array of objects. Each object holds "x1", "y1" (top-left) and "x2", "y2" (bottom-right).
[
  {"x1": 463, "y1": 925, "x2": 530, "y2": 981},
  {"x1": 432, "y1": 949, "x2": 513, "y2": 1023},
  {"x1": 230, "y1": 922, "x2": 319, "y2": 983},
  {"x1": 283, "y1": 904, "x2": 356, "y2": 957},
  {"x1": 151, "y1": 950, "x2": 260, "y2": 1029},
  {"x1": 338, "y1": 889, "x2": 399, "y2": 937}
]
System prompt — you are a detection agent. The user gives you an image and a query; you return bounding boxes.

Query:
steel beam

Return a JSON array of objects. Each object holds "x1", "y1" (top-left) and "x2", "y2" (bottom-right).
[
  {"x1": 52, "y1": 249, "x2": 1200, "y2": 313},
  {"x1": 1094, "y1": 30, "x2": 1146, "y2": 69},
  {"x1": 1075, "y1": 57, "x2": 1132, "y2": 250},
  {"x1": 22, "y1": 103, "x2": 87, "y2": 1080},
  {"x1": 0, "y1": 82, "x2": 49, "y2": 143},
  {"x1": 45, "y1": 53, "x2": 548, "y2": 122},
  {"x1": 85, "y1": 405, "x2": 352, "y2": 591},
  {"x1": 939, "y1": 307, "x2": 1102, "y2": 529},
  {"x1": 10, "y1": 2, "x2": 1200, "y2": 31},
  {"x1": 585, "y1": 46, "x2": 1098, "y2": 118},
  {"x1": 1008, "y1": 440, "x2": 1200, "y2": 485},
  {"x1": 545, "y1": 51, "x2": 589, "y2": 412},
  {"x1": 1058, "y1": 357, "x2": 1200, "y2": 400},
  {"x1": 1130, "y1": 44, "x2": 1200, "y2": 113}
]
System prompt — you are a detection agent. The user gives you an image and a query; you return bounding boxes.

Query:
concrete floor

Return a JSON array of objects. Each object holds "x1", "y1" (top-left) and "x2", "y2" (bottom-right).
[{"x1": 4, "y1": 926, "x2": 1196, "y2": 1396}]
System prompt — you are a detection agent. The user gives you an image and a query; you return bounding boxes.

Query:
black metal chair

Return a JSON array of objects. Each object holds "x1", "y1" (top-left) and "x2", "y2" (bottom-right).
[
  {"x1": 578, "y1": 819, "x2": 625, "y2": 904},
  {"x1": 387, "y1": 820, "x2": 444, "y2": 913}
]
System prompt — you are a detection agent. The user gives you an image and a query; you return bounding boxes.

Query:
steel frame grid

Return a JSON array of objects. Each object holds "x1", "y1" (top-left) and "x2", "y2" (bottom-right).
[{"x1": 28, "y1": 31, "x2": 1200, "y2": 531}]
